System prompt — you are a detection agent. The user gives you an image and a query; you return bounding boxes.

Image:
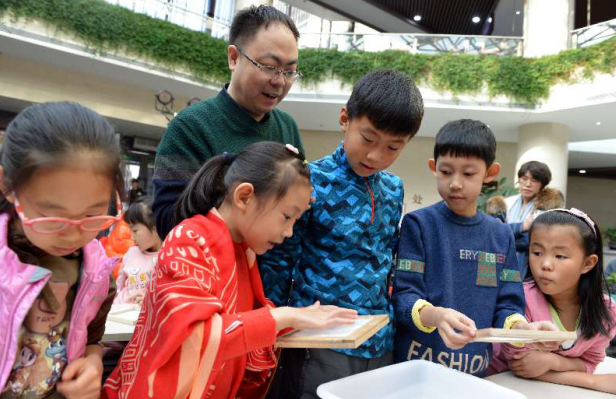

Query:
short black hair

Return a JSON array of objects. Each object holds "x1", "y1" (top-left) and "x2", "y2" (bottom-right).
[
  {"x1": 131, "y1": 178, "x2": 139, "y2": 183},
  {"x1": 346, "y1": 69, "x2": 423, "y2": 138},
  {"x1": 229, "y1": 5, "x2": 299, "y2": 48},
  {"x1": 517, "y1": 161, "x2": 551, "y2": 189},
  {"x1": 124, "y1": 196, "x2": 155, "y2": 230},
  {"x1": 434, "y1": 119, "x2": 496, "y2": 167}
]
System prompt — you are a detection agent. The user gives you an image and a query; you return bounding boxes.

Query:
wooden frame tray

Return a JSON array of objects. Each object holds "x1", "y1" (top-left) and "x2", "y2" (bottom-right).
[
  {"x1": 276, "y1": 315, "x2": 389, "y2": 349},
  {"x1": 472, "y1": 328, "x2": 577, "y2": 343}
]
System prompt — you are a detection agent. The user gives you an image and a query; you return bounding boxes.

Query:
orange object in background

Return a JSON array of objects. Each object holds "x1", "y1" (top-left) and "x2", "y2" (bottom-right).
[{"x1": 102, "y1": 219, "x2": 134, "y2": 280}]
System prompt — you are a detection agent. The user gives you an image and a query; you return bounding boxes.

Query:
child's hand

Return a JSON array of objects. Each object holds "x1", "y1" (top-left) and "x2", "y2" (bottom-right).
[
  {"x1": 56, "y1": 352, "x2": 103, "y2": 399},
  {"x1": 271, "y1": 301, "x2": 357, "y2": 331},
  {"x1": 512, "y1": 320, "x2": 561, "y2": 351},
  {"x1": 134, "y1": 293, "x2": 145, "y2": 305},
  {"x1": 522, "y1": 213, "x2": 534, "y2": 232},
  {"x1": 422, "y1": 307, "x2": 476, "y2": 350},
  {"x1": 509, "y1": 350, "x2": 553, "y2": 378}
]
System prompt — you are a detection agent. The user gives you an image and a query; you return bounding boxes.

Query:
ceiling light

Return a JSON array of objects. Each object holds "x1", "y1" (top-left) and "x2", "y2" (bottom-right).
[
  {"x1": 488, "y1": 17, "x2": 493, "y2": 23},
  {"x1": 515, "y1": 11, "x2": 521, "y2": 15},
  {"x1": 413, "y1": 15, "x2": 422, "y2": 22},
  {"x1": 579, "y1": 170, "x2": 587, "y2": 174},
  {"x1": 596, "y1": 121, "x2": 602, "y2": 126},
  {"x1": 472, "y1": 16, "x2": 481, "y2": 23}
]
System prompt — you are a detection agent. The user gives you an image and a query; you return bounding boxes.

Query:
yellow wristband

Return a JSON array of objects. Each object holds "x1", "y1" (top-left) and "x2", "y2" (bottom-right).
[
  {"x1": 503, "y1": 313, "x2": 527, "y2": 330},
  {"x1": 412, "y1": 299, "x2": 437, "y2": 333},
  {"x1": 504, "y1": 313, "x2": 528, "y2": 347}
]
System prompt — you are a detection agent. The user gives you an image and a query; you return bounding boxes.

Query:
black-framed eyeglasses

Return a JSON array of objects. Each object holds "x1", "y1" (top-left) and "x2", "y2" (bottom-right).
[{"x1": 235, "y1": 46, "x2": 302, "y2": 82}]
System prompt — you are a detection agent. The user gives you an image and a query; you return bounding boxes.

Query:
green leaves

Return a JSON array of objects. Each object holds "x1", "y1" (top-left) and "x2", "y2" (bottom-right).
[
  {"x1": 478, "y1": 177, "x2": 518, "y2": 212},
  {"x1": 2, "y1": 0, "x2": 616, "y2": 105}
]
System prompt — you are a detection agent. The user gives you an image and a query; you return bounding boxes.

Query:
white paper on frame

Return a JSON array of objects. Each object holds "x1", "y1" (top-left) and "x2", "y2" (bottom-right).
[{"x1": 289, "y1": 318, "x2": 372, "y2": 338}]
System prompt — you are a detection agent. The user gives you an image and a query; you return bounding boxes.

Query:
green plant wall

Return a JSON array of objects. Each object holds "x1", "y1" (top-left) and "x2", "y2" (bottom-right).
[{"x1": 2, "y1": 0, "x2": 616, "y2": 105}]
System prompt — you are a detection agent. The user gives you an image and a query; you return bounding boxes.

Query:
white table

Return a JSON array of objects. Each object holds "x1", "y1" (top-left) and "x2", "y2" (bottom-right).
[
  {"x1": 487, "y1": 356, "x2": 616, "y2": 398},
  {"x1": 102, "y1": 304, "x2": 139, "y2": 341}
]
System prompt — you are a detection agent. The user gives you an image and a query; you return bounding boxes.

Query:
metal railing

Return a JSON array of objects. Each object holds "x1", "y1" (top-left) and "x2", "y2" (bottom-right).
[
  {"x1": 298, "y1": 33, "x2": 524, "y2": 56},
  {"x1": 104, "y1": 0, "x2": 525, "y2": 56},
  {"x1": 571, "y1": 18, "x2": 616, "y2": 48},
  {"x1": 105, "y1": 0, "x2": 230, "y2": 39}
]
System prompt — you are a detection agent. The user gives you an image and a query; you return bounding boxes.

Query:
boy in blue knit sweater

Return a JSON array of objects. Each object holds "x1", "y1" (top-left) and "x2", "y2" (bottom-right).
[
  {"x1": 393, "y1": 119, "x2": 557, "y2": 377},
  {"x1": 261, "y1": 70, "x2": 423, "y2": 399}
]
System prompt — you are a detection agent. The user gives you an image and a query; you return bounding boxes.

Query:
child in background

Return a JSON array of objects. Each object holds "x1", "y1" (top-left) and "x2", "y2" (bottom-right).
[
  {"x1": 489, "y1": 209, "x2": 616, "y2": 394},
  {"x1": 0, "y1": 102, "x2": 123, "y2": 399},
  {"x1": 103, "y1": 142, "x2": 357, "y2": 399},
  {"x1": 260, "y1": 70, "x2": 424, "y2": 398},
  {"x1": 115, "y1": 197, "x2": 161, "y2": 304},
  {"x1": 393, "y1": 119, "x2": 557, "y2": 377}
]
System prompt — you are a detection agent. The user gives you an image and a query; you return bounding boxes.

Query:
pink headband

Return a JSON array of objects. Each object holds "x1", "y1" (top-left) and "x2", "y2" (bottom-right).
[{"x1": 543, "y1": 207, "x2": 597, "y2": 238}]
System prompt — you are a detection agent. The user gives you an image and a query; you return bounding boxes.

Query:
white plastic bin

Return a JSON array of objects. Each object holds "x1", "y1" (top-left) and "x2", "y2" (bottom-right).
[{"x1": 317, "y1": 360, "x2": 526, "y2": 399}]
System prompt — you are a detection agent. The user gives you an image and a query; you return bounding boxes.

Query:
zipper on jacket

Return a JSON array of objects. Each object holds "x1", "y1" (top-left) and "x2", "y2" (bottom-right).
[
  {"x1": 364, "y1": 178, "x2": 375, "y2": 225},
  {"x1": 66, "y1": 265, "x2": 91, "y2": 360}
]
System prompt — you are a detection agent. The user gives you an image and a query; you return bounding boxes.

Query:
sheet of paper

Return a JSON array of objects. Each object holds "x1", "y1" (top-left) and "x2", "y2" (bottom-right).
[
  {"x1": 288, "y1": 318, "x2": 371, "y2": 338},
  {"x1": 107, "y1": 304, "x2": 141, "y2": 325}
]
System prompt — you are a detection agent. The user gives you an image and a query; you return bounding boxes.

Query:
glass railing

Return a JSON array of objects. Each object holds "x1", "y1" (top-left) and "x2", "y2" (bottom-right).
[
  {"x1": 298, "y1": 33, "x2": 523, "y2": 56},
  {"x1": 571, "y1": 18, "x2": 616, "y2": 48},
  {"x1": 104, "y1": 0, "x2": 231, "y2": 39}
]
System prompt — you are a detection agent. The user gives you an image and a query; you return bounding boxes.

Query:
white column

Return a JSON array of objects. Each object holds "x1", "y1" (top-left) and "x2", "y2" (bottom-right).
[
  {"x1": 524, "y1": 0, "x2": 573, "y2": 57},
  {"x1": 516, "y1": 123, "x2": 569, "y2": 197}
]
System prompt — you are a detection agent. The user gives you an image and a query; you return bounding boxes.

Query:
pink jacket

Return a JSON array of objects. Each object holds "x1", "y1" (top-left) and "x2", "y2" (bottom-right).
[
  {"x1": 0, "y1": 213, "x2": 118, "y2": 388},
  {"x1": 490, "y1": 280, "x2": 616, "y2": 375}
]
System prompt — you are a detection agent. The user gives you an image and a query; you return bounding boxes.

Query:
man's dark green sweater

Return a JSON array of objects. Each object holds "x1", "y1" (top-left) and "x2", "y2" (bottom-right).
[{"x1": 152, "y1": 85, "x2": 304, "y2": 239}]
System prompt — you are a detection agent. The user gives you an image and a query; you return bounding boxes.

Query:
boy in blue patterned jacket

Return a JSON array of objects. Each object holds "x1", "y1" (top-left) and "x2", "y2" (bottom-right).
[
  {"x1": 393, "y1": 119, "x2": 559, "y2": 377},
  {"x1": 260, "y1": 70, "x2": 424, "y2": 398}
]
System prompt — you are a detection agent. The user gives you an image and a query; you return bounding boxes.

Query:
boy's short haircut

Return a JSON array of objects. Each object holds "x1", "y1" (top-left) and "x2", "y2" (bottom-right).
[
  {"x1": 517, "y1": 160, "x2": 551, "y2": 189},
  {"x1": 229, "y1": 5, "x2": 300, "y2": 47},
  {"x1": 434, "y1": 119, "x2": 496, "y2": 166},
  {"x1": 346, "y1": 69, "x2": 424, "y2": 138},
  {"x1": 131, "y1": 178, "x2": 139, "y2": 183}
]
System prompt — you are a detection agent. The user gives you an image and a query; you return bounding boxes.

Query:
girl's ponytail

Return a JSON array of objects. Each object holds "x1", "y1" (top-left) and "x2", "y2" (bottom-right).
[
  {"x1": 174, "y1": 154, "x2": 231, "y2": 224},
  {"x1": 173, "y1": 142, "x2": 310, "y2": 224}
]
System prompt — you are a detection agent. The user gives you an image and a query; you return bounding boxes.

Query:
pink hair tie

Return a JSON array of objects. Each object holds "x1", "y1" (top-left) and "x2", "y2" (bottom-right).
[{"x1": 285, "y1": 144, "x2": 299, "y2": 155}]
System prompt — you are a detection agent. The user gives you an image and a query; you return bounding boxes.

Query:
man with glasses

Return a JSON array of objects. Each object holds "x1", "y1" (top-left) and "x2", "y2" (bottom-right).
[{"x1": 153, "y1": 5, "x2": 304, "y2": 239}]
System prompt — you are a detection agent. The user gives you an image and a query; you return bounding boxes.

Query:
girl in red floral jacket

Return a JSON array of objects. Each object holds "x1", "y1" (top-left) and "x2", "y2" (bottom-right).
[{"x1": 102, "y1": 142, "x2": 357, "y2": 399}]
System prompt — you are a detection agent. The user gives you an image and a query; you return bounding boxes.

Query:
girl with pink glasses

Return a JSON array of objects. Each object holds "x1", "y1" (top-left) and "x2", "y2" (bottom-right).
[{"x1": 0, "y1": 101, "x2": 124, "y2": 399}]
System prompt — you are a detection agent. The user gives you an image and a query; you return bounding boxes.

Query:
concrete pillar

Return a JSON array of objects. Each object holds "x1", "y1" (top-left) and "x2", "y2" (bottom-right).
[
  {"x1": 516, "y1": 123, "x2": 569, "y2": 197},
  {"x1": 524, "y1": 0, "x2": 573, "y2": 56}
]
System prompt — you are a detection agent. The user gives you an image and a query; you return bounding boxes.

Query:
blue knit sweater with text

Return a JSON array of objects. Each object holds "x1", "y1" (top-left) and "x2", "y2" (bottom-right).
[{"x1": 393, "y1": 201, "x2": 525, "y2": 376}]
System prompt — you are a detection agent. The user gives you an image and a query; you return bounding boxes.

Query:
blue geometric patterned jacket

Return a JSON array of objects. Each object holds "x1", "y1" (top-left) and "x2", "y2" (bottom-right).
[{"x1": 259, "y1": 142, "x2": 404, "y2": 358}]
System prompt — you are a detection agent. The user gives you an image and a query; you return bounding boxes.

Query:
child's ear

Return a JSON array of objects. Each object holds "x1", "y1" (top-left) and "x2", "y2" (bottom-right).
[
  {"x1": 581, "y1": 254, "x2": 598, "y2": 274},
  {"x1": 428, "y1": 159, "x2": 437, "y2": 176},
  {"x1": 233, "y1": 183, "x2": 255, "y2": 212},
  {"x1": 339, "y1": 106, "x2": 349, "y2": 132},
  {"x1": 483, "y1": 162, "x2": 501, "y2": 184},
  {"x1": 0, "y1": 166, "x2": 14, "y2": 204}
]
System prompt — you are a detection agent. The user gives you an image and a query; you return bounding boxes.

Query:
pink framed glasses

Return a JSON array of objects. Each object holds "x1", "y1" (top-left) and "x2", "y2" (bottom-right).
[{"x1": 14, "y1": 192, "x2": 123, "y2": 234}]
